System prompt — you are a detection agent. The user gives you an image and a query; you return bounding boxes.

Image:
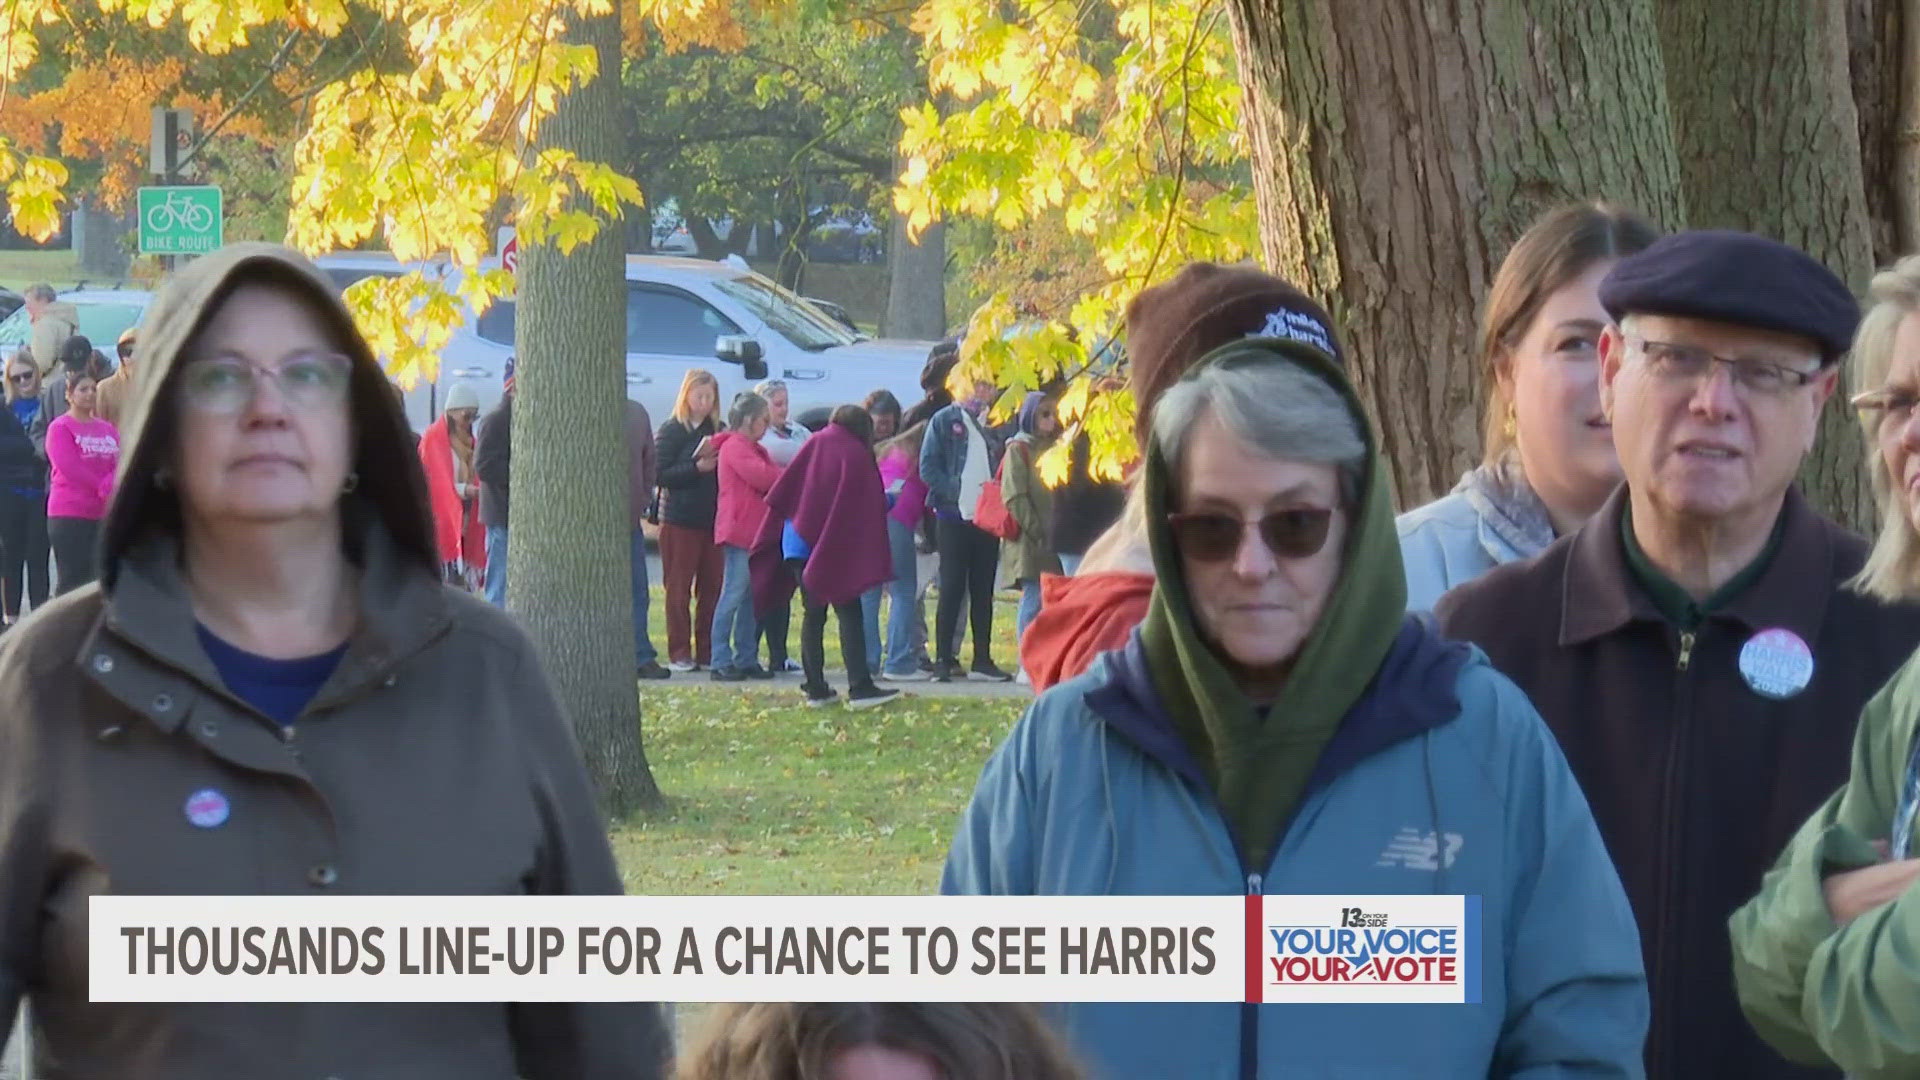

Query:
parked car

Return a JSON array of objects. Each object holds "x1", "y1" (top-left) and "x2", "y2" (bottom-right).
[
  {"x1": 313, "y1": 252, "x2": 937, "y2": 436},
  {"x1": 0, "y1": 287, "x2": 22, "y2": 322},
  {"x1": 0, "y1": 286, "x2": 150, "y2": 366}
]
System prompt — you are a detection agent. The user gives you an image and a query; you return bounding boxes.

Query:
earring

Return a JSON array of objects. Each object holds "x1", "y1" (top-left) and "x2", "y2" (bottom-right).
[
  {"x1": 1501, "y1": 403, "x2": 1517, "y2": 440},
  {"x1": 342, "y1": 471, "x2": 359, "y2": 494}
]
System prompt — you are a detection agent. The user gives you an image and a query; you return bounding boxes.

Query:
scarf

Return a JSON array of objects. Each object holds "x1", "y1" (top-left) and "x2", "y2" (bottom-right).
[{"x1": 1138, "y1": 340, "x2": 1408, "y2": 873}]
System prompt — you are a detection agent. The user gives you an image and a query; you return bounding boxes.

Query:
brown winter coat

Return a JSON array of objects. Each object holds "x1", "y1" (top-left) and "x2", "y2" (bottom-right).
[
  {"x1": 1436, "y1": 486, "x2": 1920, "y2": 1080},
  {"x1": 0, "y1": 243, "x2": 668, "y2": 1079}
]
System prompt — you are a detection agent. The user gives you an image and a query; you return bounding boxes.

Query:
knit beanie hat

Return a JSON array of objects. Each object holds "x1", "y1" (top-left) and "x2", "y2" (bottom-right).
[{"x1": 1123, "y1": 263, "x2": 1341, "y2": 444}]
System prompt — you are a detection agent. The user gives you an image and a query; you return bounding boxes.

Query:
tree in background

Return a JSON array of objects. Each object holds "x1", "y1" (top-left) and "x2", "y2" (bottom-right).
[
  {"x1": 0, "y1": 0, "x2": 666, "y2": 816},
  {"x1": 901, "y1": 0, "x2": 1256, "y2": 483},
  {"x1": 910, "y1": 0, "x2": 1920, "y2": 530}
]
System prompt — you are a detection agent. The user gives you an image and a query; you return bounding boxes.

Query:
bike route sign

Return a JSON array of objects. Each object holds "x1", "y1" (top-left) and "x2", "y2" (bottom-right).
[{"x1": 137, "y1": 186, "x2": 223, "y2": 256}]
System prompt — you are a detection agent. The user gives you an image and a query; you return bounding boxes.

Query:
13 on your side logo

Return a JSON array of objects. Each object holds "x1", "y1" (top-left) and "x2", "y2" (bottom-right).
[{"x1": 1261, "y1": 896, "x2": 1481, "y2": 1003}]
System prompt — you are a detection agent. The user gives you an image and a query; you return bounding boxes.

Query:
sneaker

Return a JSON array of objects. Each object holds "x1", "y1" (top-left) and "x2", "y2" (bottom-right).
[
  {"x1": 782, "y1": 658, "x2": 804, "y2": 673},
  {"x1": 932, "y1": 660, "x2": 960, "y2": 683},
  {"x1": 968, "y1": 661, "x2": 1014, "y2": 683},
  {"x1": 666, "y1": 659, "x2": 697, "y2": 673},
  {"x1": 803, "y1": 687, "x2": 839, "y2": 708},
  {"x1": 1015, "y1": 669, "x2": 1031, "y2": 686},
  {"x1": 710, "y1": 666, "x2": 746, "y2": 682},
  {"x1": 847, "y1": 686, "x2": 901, "y2": 709},
  {"x1": 917, "y1": 657, "x2": 937, "y2": 674},
  {"x1": 740, "y1": 663, "x2": 775, "y2": 680},
  {"x1": 635, "y1": 661, "x2": 672, "y2": 681},
  {"x1": 879, "y1": 668, "x2": 929, "y2": 682}
]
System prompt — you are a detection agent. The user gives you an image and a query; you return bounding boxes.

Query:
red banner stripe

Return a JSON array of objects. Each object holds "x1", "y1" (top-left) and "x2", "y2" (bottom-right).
[{"x1": 1244, "y1": 892, "x2": 1263, "y2": 1004}]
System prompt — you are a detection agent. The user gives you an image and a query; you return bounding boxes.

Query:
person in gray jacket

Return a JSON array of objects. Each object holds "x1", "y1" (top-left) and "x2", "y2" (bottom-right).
[{"x1": 1397, "y1": 203, "x2": 1657, "y2": 610}]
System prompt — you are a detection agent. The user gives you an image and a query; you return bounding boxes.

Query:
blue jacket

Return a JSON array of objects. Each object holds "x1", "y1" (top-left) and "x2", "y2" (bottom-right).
[
  {"x1": 918, "y1": 402, "x2": 1001, "y2": 518},
  {"x1": 1398, "y1": 464, "x2": 1558, "y2": 612},
  {"x1": 943, "y1": 620, "x2": 1648, "y2": 1079}
]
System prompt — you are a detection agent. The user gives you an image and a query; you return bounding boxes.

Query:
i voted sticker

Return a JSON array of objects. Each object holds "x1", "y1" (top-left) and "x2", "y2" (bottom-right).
[
  {"x1": 184, "y1": 788, "x2": 230, "y2": 829},
  {"x1": 1739, "y1": 628, "x2": 1814, "y2": 700}
]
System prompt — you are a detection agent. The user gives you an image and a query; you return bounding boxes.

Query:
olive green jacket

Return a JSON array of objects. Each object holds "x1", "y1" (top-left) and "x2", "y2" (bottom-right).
[
  {"x1": 998, "y1": 432, "x2": 1060, "y2": 586},
  {"x1": 1729, "y1": 647, "x2": 1920, "y2": 1078}
]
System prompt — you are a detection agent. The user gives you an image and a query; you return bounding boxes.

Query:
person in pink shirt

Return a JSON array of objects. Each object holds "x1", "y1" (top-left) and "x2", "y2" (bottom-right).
[
  {"x1": 44, "y1": 359, "x2": 118, "y2": 594},
  {"x1": 709, "y1": 390, "x2": 782, "y2": 680}
]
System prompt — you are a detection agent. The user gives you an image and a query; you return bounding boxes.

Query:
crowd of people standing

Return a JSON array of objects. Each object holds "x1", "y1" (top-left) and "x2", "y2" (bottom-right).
[
  {"x1": 17, "y1": 195, "x2": 1920, "y2": 1076},
  {"x1": 0, "y1": 287, "x2": 130, "y2": 626}
]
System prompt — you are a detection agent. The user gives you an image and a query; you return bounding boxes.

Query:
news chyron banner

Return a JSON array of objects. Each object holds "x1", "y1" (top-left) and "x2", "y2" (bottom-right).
[{"x1": 91, "y1": 895, "x2": 1479, "y2": 1004}]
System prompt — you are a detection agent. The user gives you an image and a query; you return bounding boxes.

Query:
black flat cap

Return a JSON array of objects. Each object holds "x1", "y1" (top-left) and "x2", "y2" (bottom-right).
[{"x1": 1598, "y1": 230, "x2": 1860, "y2": 362}]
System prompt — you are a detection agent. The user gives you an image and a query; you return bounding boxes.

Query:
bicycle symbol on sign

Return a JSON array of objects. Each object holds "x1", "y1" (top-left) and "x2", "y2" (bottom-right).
[{"x1": 145, "y1": 191, "x2": 215, "y2": 234}]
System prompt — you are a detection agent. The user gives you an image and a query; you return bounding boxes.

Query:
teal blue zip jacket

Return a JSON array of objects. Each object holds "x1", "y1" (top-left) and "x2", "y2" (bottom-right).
[{"x1": 942, "y1": 625, "x2": 1649, "y2": 1078}]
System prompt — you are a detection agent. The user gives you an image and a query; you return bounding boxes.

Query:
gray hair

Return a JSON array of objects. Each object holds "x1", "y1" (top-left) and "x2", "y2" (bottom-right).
[
  {"x1": 728, "y1": 390, "x2": 770, "y2": 431},
  {"x1": 1150, "y1": 350, "x2": 1367, "y2": 507},
  {"x1": 23, "y1": 283, "x2": 55, "y2": 304},
  {"x1": 753, "y1": 378, "x2": 787, "y2": 400}
]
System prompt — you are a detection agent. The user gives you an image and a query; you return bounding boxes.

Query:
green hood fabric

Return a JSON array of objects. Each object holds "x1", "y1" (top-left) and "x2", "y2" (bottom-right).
[{"x1": 1139, "y1": 337, "x2": 1409, "y2": 872}]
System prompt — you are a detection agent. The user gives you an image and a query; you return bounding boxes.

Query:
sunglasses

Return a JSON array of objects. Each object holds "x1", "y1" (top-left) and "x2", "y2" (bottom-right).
[
  {"x1": 7, "y1": 373, "x2": 33, "y2": 383},
  {"x1": 1167, "y1": 507, "x2": 1335, "y2": 562}
]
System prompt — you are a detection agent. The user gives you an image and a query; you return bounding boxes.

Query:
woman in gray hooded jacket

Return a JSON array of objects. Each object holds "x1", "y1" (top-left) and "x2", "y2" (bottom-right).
[{"x1": 1397, "y1": 203, "x2": 1657, "y2": 610}]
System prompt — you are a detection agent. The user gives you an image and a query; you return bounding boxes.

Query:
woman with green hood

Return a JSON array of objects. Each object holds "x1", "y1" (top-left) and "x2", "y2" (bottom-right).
[
  {"x1": 0, "y1": 243, "x2": 667, "y2": 1077},
  {"x1": 943, "y1": 316, "x2": 1647, "y2": 1077}
]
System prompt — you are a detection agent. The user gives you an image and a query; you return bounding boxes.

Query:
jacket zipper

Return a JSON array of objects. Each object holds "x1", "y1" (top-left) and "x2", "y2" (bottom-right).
[
  {"x1": 1241, "y1": 870, "x2": 1263, "y2": 1080},
  {"x1": 1650, "y1": 628, "x2": 1697, "y2": 1078}
]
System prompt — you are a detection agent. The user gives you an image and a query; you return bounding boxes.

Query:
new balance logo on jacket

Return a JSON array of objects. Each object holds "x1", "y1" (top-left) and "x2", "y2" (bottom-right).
[{"x1": 1376, "y1": 827, "x2": 1464, "y2": 871}]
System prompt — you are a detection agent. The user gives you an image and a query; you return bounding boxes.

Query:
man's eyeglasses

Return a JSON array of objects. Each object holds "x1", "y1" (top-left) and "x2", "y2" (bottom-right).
[
  {"x1": 1167, "y1": 508, "x2": 1335, "y2": 563},
  {"x1": 1626, "y1": 336, "x2": 1822, "y2": 395},
  {"x1": 180, "y1": 351, "x2": 353, "y2": 414},
  {"x1": 1851, "y1": 386, "x2": 1920, "y2": 431}
]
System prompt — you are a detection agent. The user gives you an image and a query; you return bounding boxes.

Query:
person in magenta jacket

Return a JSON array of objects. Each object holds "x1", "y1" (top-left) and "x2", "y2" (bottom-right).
[
  {"x1": 709, "y1": 391, "x2": 783, "y2": 680},
  {"x1": 44, "y1": 358, "x2": 118, "y2": 595},
  {"x1": 868, "y1": 419, "x2": 934, "y2": 679}
]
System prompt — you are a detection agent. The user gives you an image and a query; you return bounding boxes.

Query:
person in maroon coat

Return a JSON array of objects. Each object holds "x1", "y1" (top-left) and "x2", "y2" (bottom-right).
[{"x1": 751, "y1": 405, "x2": 899, "y2": 709}]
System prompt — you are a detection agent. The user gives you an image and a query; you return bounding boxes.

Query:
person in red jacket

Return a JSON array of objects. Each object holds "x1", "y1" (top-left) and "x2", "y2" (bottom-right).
[
  {"x1": 710, "y1": 391, "x2": 782, "y2": 680},
  {"x1": 417, "y1": 382, "x2": 486, "y2": 589}
]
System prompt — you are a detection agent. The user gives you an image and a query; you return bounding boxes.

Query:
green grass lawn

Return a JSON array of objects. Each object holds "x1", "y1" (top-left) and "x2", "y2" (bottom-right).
[
  {"x1": 0, "y1": 248, "x2": 91, "y2": 291},
  {"x1": 609, "y1": 687, "x2": 1024, "y2": 896},
  {"x1": 641, "y1": 584, "x2": 1023, "y2": 671}
]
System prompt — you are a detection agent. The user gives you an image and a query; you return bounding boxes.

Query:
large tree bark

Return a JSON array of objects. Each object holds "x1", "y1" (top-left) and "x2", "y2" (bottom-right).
[
  {"x1": 512, "y1": 3, "x2": 665, "y2": 817},
  {"x1": 1657, "y1": 0, "x2": 1876, "y2": 529},
  {"x1": 1846, "y1": 0, "x2": 1908, "y2": 265},
  {"x1": 1224, "y1": 0, "x2": 1685, "y2": 508},
  {"x1": 884, "y1": 215, "x2": 947, "y2": 339}
]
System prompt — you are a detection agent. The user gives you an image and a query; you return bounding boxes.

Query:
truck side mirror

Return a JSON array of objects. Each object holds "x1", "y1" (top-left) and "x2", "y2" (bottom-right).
[{"x1": 716, "y1": 334, "x2": 768, "y2": 380}]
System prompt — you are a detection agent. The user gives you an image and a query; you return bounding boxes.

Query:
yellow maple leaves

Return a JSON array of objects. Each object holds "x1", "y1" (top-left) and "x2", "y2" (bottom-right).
[{"x1": 904, "y1": 0, "x2": 1257, "y2": 478}]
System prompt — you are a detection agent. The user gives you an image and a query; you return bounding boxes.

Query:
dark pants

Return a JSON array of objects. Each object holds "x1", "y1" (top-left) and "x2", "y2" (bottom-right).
[
  {"x1": 0, "y1": 490, "x2": 49, "y2": 620},
  {"x1": 935, "y1": 515, "x2": 999, "y2": 667},
  {"x1": 49, "y1": 516, "x2": 100, "y2": 597},
  {"x1": 658, "y1": 522, "x2": 723, "y2": 666},
  {"x1": 795, "y1": 561, "x2": 874, "y2": 695},
  {"x1": 759, "y1": 596, "x2": 792, "y2": 668}
]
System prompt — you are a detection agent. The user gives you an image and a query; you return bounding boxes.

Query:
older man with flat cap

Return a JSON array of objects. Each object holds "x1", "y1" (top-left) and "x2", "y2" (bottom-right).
[{"x1": 1438, "y1": 230, "x2": 1920, "y2": 1080}]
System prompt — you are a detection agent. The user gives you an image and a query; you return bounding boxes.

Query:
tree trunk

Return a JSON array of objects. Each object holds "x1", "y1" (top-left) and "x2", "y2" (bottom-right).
[
  {"x1": 1846, "y1": 0, "x2": 1907, "y2": 265},
  {"x1": 511, "y1": 3, "x2": 665, "y2": 817},
  {"x1": 1657, "y1": 0, "x2": 1875, "y2": 529},
  {"x1": 1899, "y1": 0, "x2": 1920, "y2": 256},
  {"x1": 1224, "y1": 0, "x2": 1685, "y2": 508},
  {"x1": 884, "y1": 208, "x2": 946, "y2": 339},
  {"x1": 685, "y1": 210, "x2": 728, "y2": 260}
]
